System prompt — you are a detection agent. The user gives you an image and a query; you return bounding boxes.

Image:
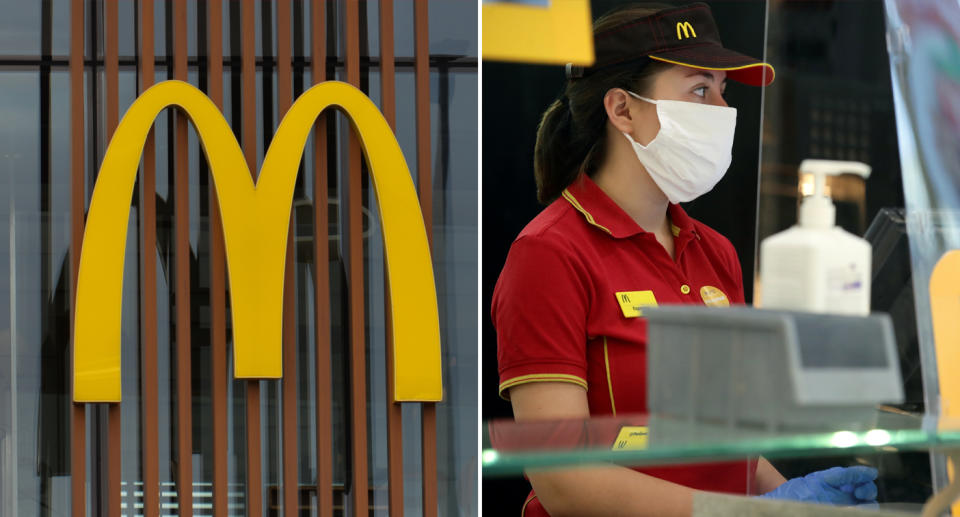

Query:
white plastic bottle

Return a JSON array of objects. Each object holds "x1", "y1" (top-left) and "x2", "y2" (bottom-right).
[{"x1": 759, "y1": 160, "x2": 872, "y2": 316}]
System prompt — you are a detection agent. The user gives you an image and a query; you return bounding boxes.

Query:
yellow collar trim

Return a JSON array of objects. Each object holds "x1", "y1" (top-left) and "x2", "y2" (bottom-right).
[{"x1": 562, "y1": 189, "x2": 613, "y2": 235}]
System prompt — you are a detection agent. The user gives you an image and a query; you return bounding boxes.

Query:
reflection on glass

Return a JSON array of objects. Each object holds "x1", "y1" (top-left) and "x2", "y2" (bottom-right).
[
  {"x1": 432, "y1": 70, "x2": 479, "y2": 517},
  {"x1": 1, "y1": 69, "x2": 74, "y2": 516}
]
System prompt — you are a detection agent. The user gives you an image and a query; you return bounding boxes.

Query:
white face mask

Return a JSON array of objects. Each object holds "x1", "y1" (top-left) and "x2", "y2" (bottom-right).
[{"x1": 622, "y1": 91, "x2": 737, "y2": 204}]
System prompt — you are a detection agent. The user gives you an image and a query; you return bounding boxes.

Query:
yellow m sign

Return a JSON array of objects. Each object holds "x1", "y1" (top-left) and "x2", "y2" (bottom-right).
[
  {"x1": 676, "y1": 21, "x2": 696, "y2": 40},
  {"x1": 73, "y1": 80, "x2": 442, "y2": 403}
]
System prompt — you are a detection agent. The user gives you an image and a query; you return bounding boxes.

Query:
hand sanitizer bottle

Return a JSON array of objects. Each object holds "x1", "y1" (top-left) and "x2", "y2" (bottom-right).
[{"x1": 759, "y1": 160, "x2": 872, "y2": 316}]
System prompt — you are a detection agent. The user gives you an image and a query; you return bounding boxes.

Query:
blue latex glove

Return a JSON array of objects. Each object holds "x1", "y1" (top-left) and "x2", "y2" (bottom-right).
[{"x1": 759, "y1": 466, "x2": 878, "y2": 505}]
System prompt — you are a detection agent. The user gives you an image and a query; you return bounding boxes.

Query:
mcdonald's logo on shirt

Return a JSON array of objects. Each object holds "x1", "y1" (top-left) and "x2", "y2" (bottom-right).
[
  {"x1": 676, "y1": 21, "x2": 697, "y2": 40},
  {"x1": 72, "y1": 80, "x2": 442, "y2": 404}
]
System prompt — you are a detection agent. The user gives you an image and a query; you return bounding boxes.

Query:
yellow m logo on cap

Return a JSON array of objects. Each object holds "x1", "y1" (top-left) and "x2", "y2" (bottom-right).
[
  {"x1": 73, "y1": 80, "x2": 442, "y2": 403},
  {"x1": 676, "y1": 21, "x2": 696, "y2": 40}
]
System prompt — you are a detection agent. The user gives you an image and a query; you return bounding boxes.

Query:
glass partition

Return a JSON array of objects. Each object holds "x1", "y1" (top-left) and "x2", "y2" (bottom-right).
[
  {"x1": 751, "y1": 0, "x2": 938, "y2": 506},
  {"x1": 882, "y1": 0, "x2": 960, "y2": 495}
]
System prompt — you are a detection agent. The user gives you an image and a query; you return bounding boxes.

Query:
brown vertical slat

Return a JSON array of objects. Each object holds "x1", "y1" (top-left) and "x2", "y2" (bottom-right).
[
  {"x1": 138, "y1": 1, "x2": 159, "y2": 516},
  {"x1": 414, "y1": 2, "x2": 439, "y2": 517},
  {"x1": 414, "y1": 1, "x2": 432, "y2": 236},
  {"x1": 344, "y1": 2, "x2": 369, "y2": 516},
  {"x1": 173, "y1": 0, "x2": 193, "y2": 515},
  {"x1": 70, "y1": 0, "x2": 86, "y2": 514},
  {"x1": 206, "y1": 1, "x2": 228, "y2": 517},
  {"x1": 241, "y1": 1, "x2": 263, "y2": 516},
  {"x1": 379, "y1": 1, "x2": 404, "y2": 516},
  {"x1": 275, "y1": 1, "x2": 298, "y2": 516},
  {"x1": 310, "y1": 1, "x2": 333, "y2": 516},
  {"x1": 105, "y1": 1, "x2": 122, "y2": 516}
]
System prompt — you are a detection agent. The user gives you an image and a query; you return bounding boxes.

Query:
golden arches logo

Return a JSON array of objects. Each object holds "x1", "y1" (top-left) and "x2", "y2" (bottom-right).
[
  {"x1": 676, "y1": 21, "x2": 696, "y2": 40},
  {"x1": 73, "y1": 80, "x2": 442, "y2": 403}
]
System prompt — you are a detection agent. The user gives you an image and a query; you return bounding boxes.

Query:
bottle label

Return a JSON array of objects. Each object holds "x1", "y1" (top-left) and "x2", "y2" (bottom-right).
[{"x1": 825, "y1": 263, "x2": 866, "y2": 312}]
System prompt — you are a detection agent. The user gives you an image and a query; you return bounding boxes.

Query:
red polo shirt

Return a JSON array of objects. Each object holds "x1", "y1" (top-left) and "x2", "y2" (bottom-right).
[{"x1": 492, "y1": 174, "x2": 755, "y2": 514}]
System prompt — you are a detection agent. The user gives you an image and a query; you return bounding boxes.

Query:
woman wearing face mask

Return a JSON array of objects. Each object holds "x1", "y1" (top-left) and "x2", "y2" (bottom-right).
[{"x1": 491, "y1": 3, "x2": 879, "y2": 516}]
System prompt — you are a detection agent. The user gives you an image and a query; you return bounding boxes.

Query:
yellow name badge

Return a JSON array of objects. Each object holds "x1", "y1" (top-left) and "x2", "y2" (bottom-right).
[
  {"x1": 614, "y1": 290, "x2": 658, "y2": 318},
  {"x1": 612, "y1": 426, "x2": 649, "y2": 451}
]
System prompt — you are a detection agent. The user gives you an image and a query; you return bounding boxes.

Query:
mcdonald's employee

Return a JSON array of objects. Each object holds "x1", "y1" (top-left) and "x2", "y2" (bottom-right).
[{"x1": 492, "y1": 3, "x2": 878, "y2": 516}]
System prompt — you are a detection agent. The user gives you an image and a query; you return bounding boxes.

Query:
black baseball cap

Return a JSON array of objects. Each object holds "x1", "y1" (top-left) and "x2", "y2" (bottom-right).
[{"x1": 578, "y1": 2, "x2": 774, "y2": 86}]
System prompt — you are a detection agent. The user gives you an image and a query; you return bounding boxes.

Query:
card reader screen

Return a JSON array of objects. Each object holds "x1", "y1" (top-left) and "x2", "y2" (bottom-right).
[{"x1": 795, "y1": 317, "x2": 889, "y2": 368}]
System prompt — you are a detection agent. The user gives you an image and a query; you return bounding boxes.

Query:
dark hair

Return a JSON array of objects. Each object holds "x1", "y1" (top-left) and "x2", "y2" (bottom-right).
[{"x1": 533, "y1": 4, "x2": 675, "y2": 204}]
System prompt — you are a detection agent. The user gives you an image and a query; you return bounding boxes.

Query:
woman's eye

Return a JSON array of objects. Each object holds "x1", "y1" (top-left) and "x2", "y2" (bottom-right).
[{"x1": 693, "y1": 86, "x2": 707, "y2": 97}]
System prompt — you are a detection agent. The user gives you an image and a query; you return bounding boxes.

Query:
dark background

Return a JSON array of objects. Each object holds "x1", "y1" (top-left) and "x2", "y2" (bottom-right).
[{"x1": 482, "y1": 0, "x2": 925, "y2": 513}]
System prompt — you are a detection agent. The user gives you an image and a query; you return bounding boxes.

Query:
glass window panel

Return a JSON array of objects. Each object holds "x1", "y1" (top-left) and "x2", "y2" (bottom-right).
[
  {"x1": 330, "y1": 109, "x2": 350, "y2": 494},
  {"x1": 262, "y1": 377, "x2": 281, "y2": 517},
  {"x1": 432, "y1": 69, "x2": 478, "y2": 517},
  {"x1": 293, "y1": 143, "x2": 318, "y2": 488},
  {"x1": 401, "y1": 403, "x2": 423, "y2": 515},
  {"x1": 152, "y1": 64, "x2": 175, "y2": 509},
  {"x1": 153, "y1": 68, "x2": 170, "y2": 201},
  {"x1": 0, "y1": 0, "x2": 40, "y2": 55},
  {"x1": 52, "y1": 0, "x2": 70, "y2": 56},
  {"x1": 330, "y1": 1, "x2": 342, "y2": 60},
  {"x1": 0, "y1": 71, "x2": 77, "y2": 517},
  {"x1": 187, "y1": 0, "x2": 198, "y2": 57},
  {"x1": 51, "y1": 71, "x2": 73, "y2": 307},
  {"x1": 393, "y1": 1, "x2": 414, "y2": 59},
  {"x1": 428, "y1": 0, "x2": 477, "y2": 57},
  {"x1": 394, "y1": 70, "x2": 417, "y2": 183},
  {"x1": 365, "y1": 0, "x2": 380, "y2": 59},
  {"x1": 154, "y1": 0, "x2": 167, "y2": 60},
  {"x1": 364, "y1": 150, "x2": 389, "y2": 517},
  {"x1": 256, "y1": 69, "x2": 266, "y2": 173},
  {"x1": 117, "y1": 68, "x2": 143, "y2": 510},
  {"x1": 189, "y1": 69, "x2": 201, "y2": 251},
  {"x1": 223, "y1": 0, "x2": 235, "y2": 60},
  {"x1": 119, "y1": 0, "x2": 135, "y2": 58},
  {"x1": 255, "y1": 0, "x2": 272, "y2": 59},
  {"x1": 49, "y1": 69, "x2": 75, "y2": 517}
]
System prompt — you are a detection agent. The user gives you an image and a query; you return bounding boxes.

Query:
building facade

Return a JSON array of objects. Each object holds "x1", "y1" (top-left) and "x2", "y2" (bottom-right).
[{"x1": 0, "y1": 1, "x2": 478, "y2": 515}]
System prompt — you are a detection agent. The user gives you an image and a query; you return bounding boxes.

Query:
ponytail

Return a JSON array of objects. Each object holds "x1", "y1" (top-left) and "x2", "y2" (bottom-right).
[{"x1": 533, "y1": 97, "x2": 594, "y2": 204}]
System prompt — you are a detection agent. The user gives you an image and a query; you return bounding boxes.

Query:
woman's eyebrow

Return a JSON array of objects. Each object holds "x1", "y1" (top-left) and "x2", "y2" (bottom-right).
[{"x1": 685, "y1": 70, "x2": 716, "y2": 82}]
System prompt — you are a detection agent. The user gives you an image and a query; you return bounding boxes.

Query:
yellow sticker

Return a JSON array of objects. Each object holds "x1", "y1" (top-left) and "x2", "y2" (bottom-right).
[
  {"x1": 700, "y1": 285, "x2": 730, "y2": 307},
  {"x1": 612, "y1": 426, "x2": 649, "y2": 451},
  {"x1": 482, "y1": 0, "x2": 594, "y2": 66},
  {"x1": 614, "y1": 290, "x2": 658, "y2": 318}
]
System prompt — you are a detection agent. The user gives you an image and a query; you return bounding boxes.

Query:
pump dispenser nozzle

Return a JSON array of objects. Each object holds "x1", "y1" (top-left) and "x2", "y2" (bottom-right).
[{"x1": 798, "y1": 159, "x2": 871, "y2": 229}]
